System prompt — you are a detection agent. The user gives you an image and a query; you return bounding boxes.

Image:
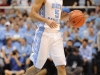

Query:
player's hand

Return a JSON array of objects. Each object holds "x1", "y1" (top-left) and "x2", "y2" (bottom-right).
[{"x1": 46, "y1": 20, "x2": 57, "y2": 28}]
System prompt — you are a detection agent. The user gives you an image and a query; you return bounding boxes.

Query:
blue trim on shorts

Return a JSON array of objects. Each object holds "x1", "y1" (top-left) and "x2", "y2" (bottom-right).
[{"x1": 32, "y1": 6, "x2": 45, "y2": 65}]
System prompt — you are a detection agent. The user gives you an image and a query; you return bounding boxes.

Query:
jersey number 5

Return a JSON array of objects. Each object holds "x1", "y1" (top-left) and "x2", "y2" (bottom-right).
[{"x1": 55, "y1": 9, "x2": 59, "y2": 18}]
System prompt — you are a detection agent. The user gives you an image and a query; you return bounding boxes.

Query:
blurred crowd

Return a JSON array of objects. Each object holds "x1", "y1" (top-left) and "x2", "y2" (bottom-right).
[{"x1": 0, "y1": 0, "x2": 100, "y2": 75}]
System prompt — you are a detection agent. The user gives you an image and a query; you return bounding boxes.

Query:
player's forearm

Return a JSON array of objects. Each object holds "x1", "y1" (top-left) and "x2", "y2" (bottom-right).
[{"x1": 29, "y1": 11, "x2": 48, "y2": 23}]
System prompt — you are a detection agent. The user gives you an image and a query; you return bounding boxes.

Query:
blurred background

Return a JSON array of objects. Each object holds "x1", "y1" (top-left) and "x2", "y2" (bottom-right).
[{"x1": 0, "y1": 0, "x2": 100, "y2": 75}]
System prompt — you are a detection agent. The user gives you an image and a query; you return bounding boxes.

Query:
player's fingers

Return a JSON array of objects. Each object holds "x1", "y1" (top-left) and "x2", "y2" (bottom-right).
[
  {"x1": 49, "y1": 22, "x2": 56, "y2": 28},
  {"x1": 49, "y1": 23, "x2": 54, "y2": 28},
  {"x1": 52, "y1": 22, "x2": 57, "y2": 28},
  {"x1": 49, "y1": 22, "x2": 57, "y2": 28},
  {"x1": 51, "y1": 23, "x2": 55, "y2": 28}
]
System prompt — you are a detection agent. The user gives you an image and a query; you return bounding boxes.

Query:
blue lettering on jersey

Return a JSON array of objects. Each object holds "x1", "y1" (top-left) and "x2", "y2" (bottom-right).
[
  {"x1": 55, "y1": 9, "x2": 59, "y2": 18},
  {"x1": 48, "y1": 17, "x2": 60, "y2": 24},
  {"x1": 52, "y1": 3, "x2": 62, "y2": 19},
  {"x1": 47, "y1": 3, "x2": 62, "y2": 24},
  {"x1": 52, "y1": 3, "x2": 62, "y2": 9}
]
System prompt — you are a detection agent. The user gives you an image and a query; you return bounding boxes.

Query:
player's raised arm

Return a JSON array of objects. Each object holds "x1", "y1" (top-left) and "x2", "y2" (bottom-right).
[{"x1": 29, "y1": 0, "x2": 57, "y2": 28}]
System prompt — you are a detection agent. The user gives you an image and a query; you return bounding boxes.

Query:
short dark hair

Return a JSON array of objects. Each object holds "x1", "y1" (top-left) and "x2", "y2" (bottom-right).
[
  {"x1": 22, "y1": 13, "x2": 28, "y2": 17},
  {"x1": 83, "y1": 39, "x2": 88, "y2": 43},
  {"x1": 1, "y1": 17, "x2": 6, "y2": 20},
  {"x1": 15, "y1": 24, "x2": 19, "y2": 27},
  {"x1": 67, "y1": 40, "x2": 73, "y2": 43},
  {"x1": 12, "y1": 50, "x2": 18, "y2": 55},
  {"x1": 21, "y1": 38, "x2": 26, "y2": 42},
  {"x1": 98, "y1": 10, "x2": 100, "y2": 13},
  {"x1": 6, "y1": 38, "x2": 12, "y2": 42},
  {"x1": 73, "y1": 47, "x2": 79, "y2": 53},
  {"x1": 23, "y1": 38, "x2": 26, "y2": 41}
]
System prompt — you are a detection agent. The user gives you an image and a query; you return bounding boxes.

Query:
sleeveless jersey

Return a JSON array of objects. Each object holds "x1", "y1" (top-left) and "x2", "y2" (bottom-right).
[{"x1": 37, "y1": 0, "x2": 63, "y2": 30}]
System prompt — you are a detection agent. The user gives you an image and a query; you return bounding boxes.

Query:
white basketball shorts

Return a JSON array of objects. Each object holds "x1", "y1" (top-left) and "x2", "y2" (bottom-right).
[{"x1": 30, "y1": 29, "x2": 66, "y2": 69}]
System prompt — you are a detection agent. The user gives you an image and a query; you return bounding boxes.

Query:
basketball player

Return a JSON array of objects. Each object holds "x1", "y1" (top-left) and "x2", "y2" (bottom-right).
[{"x1": 25, "y1": 0, "x2": 66, "y2": 75}]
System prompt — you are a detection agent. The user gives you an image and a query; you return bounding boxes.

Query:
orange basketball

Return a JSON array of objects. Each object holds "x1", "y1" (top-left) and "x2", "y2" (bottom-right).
[{"x1": 69, "y1": 10, "x2": 85, "y2": 28}]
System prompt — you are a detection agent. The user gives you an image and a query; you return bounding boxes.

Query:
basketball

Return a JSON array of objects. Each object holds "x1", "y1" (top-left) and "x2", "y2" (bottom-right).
[{"x1": 69, "y1": 10, "x2": 85, "y2": 28}]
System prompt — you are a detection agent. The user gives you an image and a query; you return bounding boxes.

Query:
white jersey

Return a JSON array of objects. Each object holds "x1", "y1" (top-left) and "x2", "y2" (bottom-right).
[
  {"x1": 37, "y1": 0, "x2": 63, "y2": 30},
  {"x1": 30, "y1": 0, "x2": 66, "y2": 69}
]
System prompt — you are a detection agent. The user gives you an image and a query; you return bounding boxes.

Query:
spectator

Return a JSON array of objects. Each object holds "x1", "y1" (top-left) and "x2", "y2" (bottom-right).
[
  {"x1": 12, "y1": 24, "x2": 24, "y2": 49},
  {"x1": 0, "y1": 17, "x2": 7, "y2": 49},
  {"x1": 15, "y1": 16, "x2": 20, "y2": 24},
  {"x1": 1, "y1": 9, "x2": 9, "y2": 19},
  {"x1": 93, "y1": 0, "x2": 100, "y2": 6},
  {"x1": 15, "y1": 9, "x2": 22, "y2": 18},
  {"x1": 89, "y1": 10, "x2": 97, "y2": 18},
  {"x1": 0, "y1": 17, "x2": 6, "y2": 31},
  {"x1": 70, "y1": 28, "x2": 82, "y2": 42},
  {"x1": 97, "y1": 31, "x2": 100, "y2": 51},
  {"x1": 0, "y1": 58, "x2": 4, "y2": 75},
  {"x1": 23, "y1": 14, "x2": 28, "y2": 22},
  {"x1": 90, "y1": 16, "x2": 96, "y2": 30},
  {"x1": 95, "y1": 6, "x2": 100, "y2": 14},
  {"x1": 2, "y1": 38, "x2": 15, "y2": 70},
  {"x1": 11, "y1": 0, "x2": 18, "y2": 6},
  {"x1": 18, "y1": 19, "x2": 26, "y2": 33},
  {"x1": 95, "y1": 10, "x2": 100, "y2": 26},
  {"x1": 0, "y1": 29, "x2": 5, "y2": 50},
  {"x1": 88, "y1": 27, "x2": 97, "y2": 47},
  {"x1": 0, "y1": 0, "x2": 9, "y2": 13},
  {"x1": 73, "y1": 0, "x2": 95, "y2": 6},
  {"x1": 95, "y1": 48, "x2": 100, "y2": 74},
  {"x1": 27, "y1": 0, "x2": 32, "y2": 6},
  {"x1": 66, "y1": 47, "x2": 83, "y2": 75},
  {"x1": 18, "y1": 38, "x2": 32, "y2": 62},
  {"x1": 5, "y1": 50, "x2": 24, "y2": 75},
  {"x1": 0, "y1": 49, "x2": 4, "y2": 75},
  {"x1": 80, "y1": 19, "x2": 91, "y2": 39},
  {"x1": 79, "y1": 39, "x2": 93, "y2": 75},
  {"x1": 8, "y1": 9, "x2": 16, "y2": 20},
  {"x1": 7, "y1": 0, "x2": 12, "y2": 5},
  {"x1": 64, "y1": 40, "x2": 73, "y2": 56},
  {"x1": 63, "y1": 31, "x2": 72, "y2": 47},
  {"x1": 20, "y1": 0, "x2": 30, "y2": 6},
  {"x1": 24, "y1": 22, "x2": 34, "y2": 45},
  {"x1": 4, "y1": 21, "x2": 14, "y2": 39}
]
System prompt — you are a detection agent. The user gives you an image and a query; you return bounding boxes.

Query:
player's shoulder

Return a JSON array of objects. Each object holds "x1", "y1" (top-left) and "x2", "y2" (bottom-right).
[{"x1": 34, "y1": 0, "x2": 46, "y2": 4}]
